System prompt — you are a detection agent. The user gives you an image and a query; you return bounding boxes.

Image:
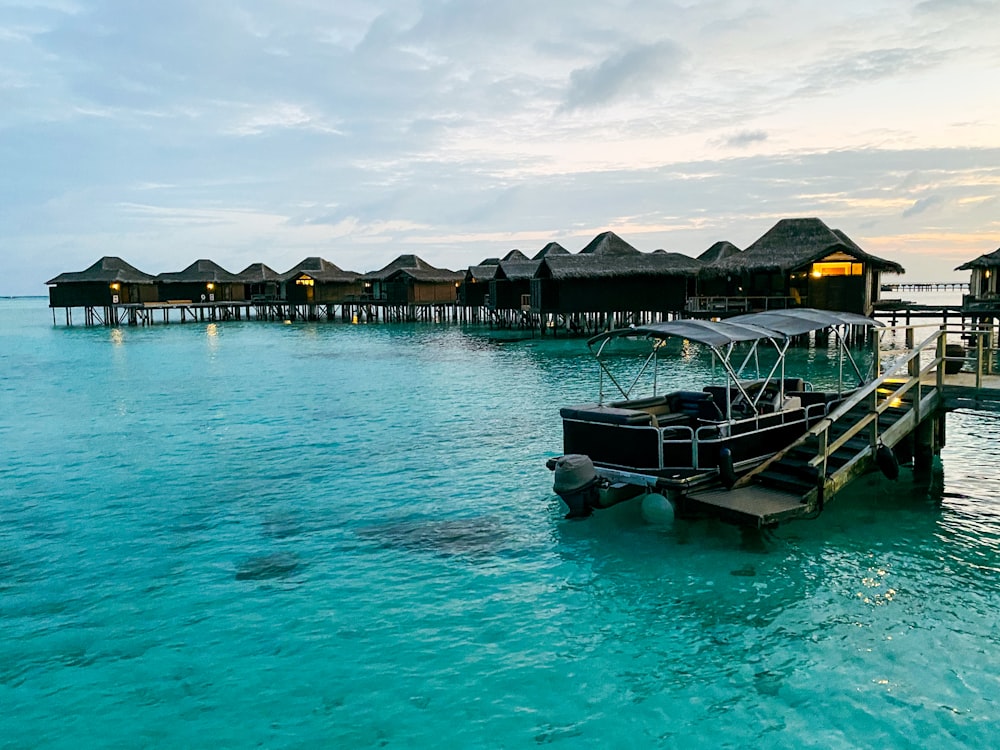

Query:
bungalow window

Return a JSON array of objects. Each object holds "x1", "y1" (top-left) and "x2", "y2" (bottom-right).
[
  {"x1": 810, "y1": 262, "x2": 863, "y2": 278},
  {"x1": 295, "y1": 277, "x2": 315, "y2": 286}
]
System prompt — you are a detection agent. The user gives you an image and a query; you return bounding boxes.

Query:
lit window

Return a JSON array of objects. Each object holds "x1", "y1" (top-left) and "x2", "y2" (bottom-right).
[{"x1": 810, "y1": 261, "x2": 862, "y2": 278}]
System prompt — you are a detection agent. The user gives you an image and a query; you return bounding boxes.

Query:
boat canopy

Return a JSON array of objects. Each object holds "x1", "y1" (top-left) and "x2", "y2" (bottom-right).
[
  {"x1": 586, "y1": 308, "x2": 880, "y2": 406},
  {"x1": 590, "y1": 308, "x2": 879, "y2": 349},
  {"x1": 727, "y1": 308, "x2": 882, "y2": 337},
  {"x1": 588, "y1": 319, "x2": 782, "y2": 349}
]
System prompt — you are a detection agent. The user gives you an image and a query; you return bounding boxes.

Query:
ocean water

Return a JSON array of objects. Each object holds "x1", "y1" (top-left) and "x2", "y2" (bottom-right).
[{"x1": 1, "y1": 297, "x2": 999, "y2": 749}]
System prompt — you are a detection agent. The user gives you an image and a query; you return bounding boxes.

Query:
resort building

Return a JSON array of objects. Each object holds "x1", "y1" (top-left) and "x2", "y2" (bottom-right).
[
  {"x1": 693, "y1": 218, "x2": 903, "y2": 315},
  {"x1": 46, "y1": 256, "x2": 157, "y2": 307},
  {"x1": 956, "y1": 248, "x2": 1000, "y2": 308},
  {"x1": 361, "y1": 254, "x2": 464, "y2": 306},
  {"x1": 460, "y1": 259, "x2": 499, "y2": 308},
  {"x1": 237, "y1": 263, "x2": 282, "y2": 302},
  {"x1": 530, "y1": 231, "x2": 702, "y2": 320},
  {"x1": 155, "y1": 259, "x2": 245, "y2": 303},
  {"x1": 281, "y1": 257, "x2": 363, "y2": 305}
]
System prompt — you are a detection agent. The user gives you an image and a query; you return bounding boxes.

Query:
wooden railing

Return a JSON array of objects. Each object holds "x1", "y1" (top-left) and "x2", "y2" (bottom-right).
[{"x1": 733, "y1": 324, "x2": 950, "y2": 505}]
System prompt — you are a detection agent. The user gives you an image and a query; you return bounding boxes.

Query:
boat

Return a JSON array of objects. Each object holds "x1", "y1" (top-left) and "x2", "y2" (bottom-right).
[{"x1": 547, "y1": 308, "x2": 882, "y2": 518}]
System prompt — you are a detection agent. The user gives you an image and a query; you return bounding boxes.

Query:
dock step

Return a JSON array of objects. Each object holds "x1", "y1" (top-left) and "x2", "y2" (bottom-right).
[{"x1": 686, "y1": 486, "x2": 808, "y2": 527}]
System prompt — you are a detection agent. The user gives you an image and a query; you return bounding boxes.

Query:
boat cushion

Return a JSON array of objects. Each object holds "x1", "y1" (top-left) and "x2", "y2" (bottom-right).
[{"x1": 559, "y1": 404, "x2": 654, "y2": 426}]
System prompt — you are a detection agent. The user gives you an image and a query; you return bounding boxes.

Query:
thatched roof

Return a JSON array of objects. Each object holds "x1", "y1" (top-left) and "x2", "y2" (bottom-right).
[
  {"x1": 156, "y1": 259, "x2": 242, "y2": 284},
  {"x1": 538, "y1": 251, "x2": 703, "y2": 280},
  {"x1": 237, "y1": 263, "x2": 282, "y2": 283},
  {"x1": 47, "y1": 256, "x2": 156, "y2": 285},
  {"x1": 363, "y1": 254, "x2": 461, "y2": 283},
  {"x1": 502, "y1": 249, "x2": 529, "y2": 261},
  {"x1": 703, "y1": 218, "x2": 904, "y2": 277},
  {"x1": 532, "y1": 242, "x2": 570, "y2": 260},
  {"x1": 466, "y1": 264, "x2": 499, "y2": 282},
  {"x1": 494, "y1": 260, "x2": 541, "y2": 282},
  {"x1": 956, "y1": 247, "x2": 1000, "y2": 270},
  {"x1": 477, "y1": 257, "x2": 501, "y2": 265},
  {"x1": 386, "y1": 267, "x2": 465, "y2": 283},
  {"x1": 280, "y1": 257, "x2": 360, "y2": 283},
  {"x1": 578, "y1": 231, "x2": 642, "y2": 256},
  {"x1": 699, "y1": 241, "x2": 742, "y2": 263}
]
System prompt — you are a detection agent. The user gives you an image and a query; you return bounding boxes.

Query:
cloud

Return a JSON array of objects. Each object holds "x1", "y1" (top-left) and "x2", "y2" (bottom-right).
[
  {"x1": 563, "y1": 40, "x2": 686, "y2": 110},
  {"x1": 797, "y1": 47, "x2": 947, "y2": 97},
  {"x1": 716, "y1": 130, "x2": 768, "y2": 149},
  {"x1": 903, "y1": 194, "x2": 945, "y2": 218}
]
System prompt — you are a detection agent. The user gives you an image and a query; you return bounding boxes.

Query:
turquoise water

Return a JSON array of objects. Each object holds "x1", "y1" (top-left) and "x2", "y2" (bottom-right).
[{"x1": 2, "y1": 297, "x2": 999, "y2": 748}]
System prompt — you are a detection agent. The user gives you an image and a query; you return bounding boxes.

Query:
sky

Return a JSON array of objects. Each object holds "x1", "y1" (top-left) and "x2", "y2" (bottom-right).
[{"x1": 3, "y1": 0, "x2": 1000, "y2": 295}]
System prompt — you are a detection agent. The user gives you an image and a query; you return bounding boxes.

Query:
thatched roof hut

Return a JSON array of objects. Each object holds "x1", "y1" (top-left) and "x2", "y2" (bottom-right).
[
  {"x1": 956, "y1": 247, "x2": 1000, "y2": 302},
  {"x1": 156, "y1": 260, "x2": 244, "y2": 302},
  {"x1": 531, "y1": 251, "x2": 702, "y2": 314},
  {"x1": 281, "y1": 257, "x2": 362, "y2": 304},
  {"x1": 698, "y1": 218, "x2": 903, "y2": 314},
  {"x1": 956, "y1": 248, "x2": 1000, "y2": 271},
  {"x1": 362, "y1": 254, "x2": 463, "y2": 305},
  {"x1": 705, "y1": 219, "x2": 902, "y2": 276},
  {"x1": 281, "y1": 255, "x2": 362, "y2": 305},
  {"x1": 490, "y1": 259, "x2": 544, "y2": 311},
  {"x1": 47, "y1": 256, "x2": 157, "y2": 307},
  {"x1": 237, "y1": 262, "x2": 283, "y2": 302}
]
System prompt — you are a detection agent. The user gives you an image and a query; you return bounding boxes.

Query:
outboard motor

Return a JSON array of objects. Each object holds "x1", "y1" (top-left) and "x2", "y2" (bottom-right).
[{"x1": 552, "y1": 454, "x2": 601, "y2": 518}]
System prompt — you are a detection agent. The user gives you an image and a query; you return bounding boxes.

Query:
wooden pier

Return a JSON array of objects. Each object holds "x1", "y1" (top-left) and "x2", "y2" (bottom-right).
[
  {"x1": 880, "y1": 281, "x2": 970, "y2": 292},
  {"x1": 677, "y1": 323, "x2": 1000, "y2": 528}
]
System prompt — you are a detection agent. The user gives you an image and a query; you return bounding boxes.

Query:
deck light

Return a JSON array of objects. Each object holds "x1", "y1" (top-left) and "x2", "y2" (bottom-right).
[
  {"x1": 207, "y1": 283, "x2": 215, "y2": 291},
  {"x1": 812, "y1": 270, "x2": 822, "y2": 278},
  {"x1": 109, "y1": 283, "x2": 121, "y2": 291}
]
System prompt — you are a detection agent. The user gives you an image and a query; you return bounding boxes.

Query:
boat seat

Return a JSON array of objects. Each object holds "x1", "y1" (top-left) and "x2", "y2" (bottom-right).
[
  {"x1": 608, "y1": 394, "x2": 669, "y2": 410},
  {"x1": 668, "y1": 391, "x2": 710, "y2": 413},
  {"x1": 559, "y1": 404, "x2": 653, "y2": 426}
]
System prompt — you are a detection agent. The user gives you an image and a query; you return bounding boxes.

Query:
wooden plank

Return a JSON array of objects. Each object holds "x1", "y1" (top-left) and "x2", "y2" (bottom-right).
[{"x1": 687, "y1": 486, "x2": 806, "y2": 526}]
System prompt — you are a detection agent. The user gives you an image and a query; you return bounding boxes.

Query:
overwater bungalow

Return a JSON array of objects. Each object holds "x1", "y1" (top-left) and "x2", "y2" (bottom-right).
[
  {"x1": 237, "y1": 263, "x2": 282, "y2": 302},
  {"x1": 490, "y1": 258, "x2": 539, "y2": 315},
  {"x1": 46, "y1": 256, "x2": 157, "y2": 308},
  {"x1": 695, "y1": 242, "x2": 743, "y2": 299},
  {"x1": 281, "y1": 257, "x2": 362, "y2": 304},
  {"x1": 956, "y1": 248, "x2": 1000, "y2": 308},
  {"x1": 460, "y1": 259, "x2": 499, "y2": 307},
  {"x1": 362, "y1": 254, "x2": 464, "y2": 306},
  {"x1": 155, "y1": 259, "x2": 245, "y2": 303},
  {"x1": 694, "y1": 218, "x2": 903, "y2": 315},
  {"x1": 530, "y1": 232, "x2": 703, "y2": 322},
  {"x1": 488, "y1": 250, "x2": 535, "y2": 313}
]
